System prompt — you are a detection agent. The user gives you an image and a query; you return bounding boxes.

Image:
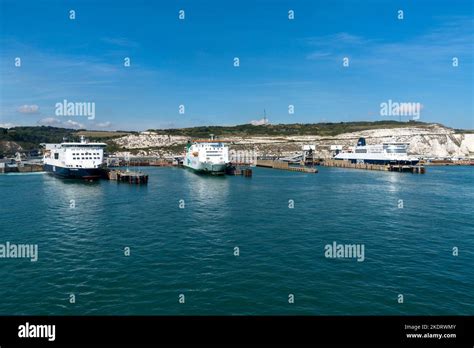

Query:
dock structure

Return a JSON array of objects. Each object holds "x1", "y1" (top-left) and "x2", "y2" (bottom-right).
[
  {"x1": 389, "y1": 164, "x2": 426, "y2": 173},
  {"x1": 0, "y1": 162, "x2": 44, "y2": 173},
  {"x1": 243, "y1": 168, "x2": 253, "y2": 177},
  {"x1": 302, "y1": 145, "x2": 316, "y2": 166},
  {"x1": 17, "y1": 164, "x2": 44, "y2": 173},
  {"x1": 321, "y1": 159, "x2": 425, "y2": 174},
  {"x1": 106, "y1": 157, "x2": 179, "y2": 167},
  {"x1": 225, "y1": 165, "x2": 253, "y2": 177},
  {"x1": 422, "y1": 159, "x2": 473, "y2": 166},
  {"x1": 256, "y1": 160, "x2": 318, "y2": 173},
  {"x1": 106, "y1": 169, "x2": 149, "y2": 184}
]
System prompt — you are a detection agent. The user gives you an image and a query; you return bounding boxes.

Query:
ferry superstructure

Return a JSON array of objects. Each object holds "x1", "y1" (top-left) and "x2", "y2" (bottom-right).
[
  {"x1": 42, "y1": 136, "x2": 106, "y2": 179},
  {"x1": 334, "y1": 137, "x2": 420, "y2": 165},
  {"x1": 184, "y1": 139, "x2": 229, "y2": 174}
]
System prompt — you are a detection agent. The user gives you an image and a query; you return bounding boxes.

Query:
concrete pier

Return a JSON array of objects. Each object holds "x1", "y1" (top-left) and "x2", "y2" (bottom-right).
[
  {"x1": 256, "y1": 160, "x2": 318, "y2": 173},
  {"x1": 106, "y1": 170, "x2": 149, "y2": 184},
  {"x1": 0, "y1": 163, "x2": 44, "y2": 173}
]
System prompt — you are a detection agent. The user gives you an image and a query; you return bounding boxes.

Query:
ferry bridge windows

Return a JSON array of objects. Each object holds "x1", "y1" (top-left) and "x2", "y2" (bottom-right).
[{"x1": 54, "y1": 153, "x2": 59, "y2": 159}]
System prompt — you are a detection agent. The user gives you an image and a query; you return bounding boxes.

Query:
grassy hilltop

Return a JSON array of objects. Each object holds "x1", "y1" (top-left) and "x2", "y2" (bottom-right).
[{"x1": 148, "y1": 120, "x2": 433, "y2": 138}]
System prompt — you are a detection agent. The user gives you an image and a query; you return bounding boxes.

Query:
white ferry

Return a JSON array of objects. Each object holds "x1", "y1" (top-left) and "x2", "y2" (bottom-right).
[
  {"x1": 184, "y1": 139, "x2": 229, "y2": 175},
  {"x1": 42, "y1": 136, "x2": 106, "y2": 179},
  {"x1": 334, "y1": 137, "x2": 420, "y2": 165}
]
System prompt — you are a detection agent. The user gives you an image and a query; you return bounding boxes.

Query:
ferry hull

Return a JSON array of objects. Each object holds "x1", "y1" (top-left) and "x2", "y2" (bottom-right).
[
  {"x1": 183, "y1": 140, "x2": 229, "y2": 175},
  {"x1": 335, "y1": 158, "x2": 420, "y2": 165},
  {"x1": 44, "y1": 164, "x2": 103, "y2": 180},
  {"x1": 334, "y1": 138, "x2": 419, "y2": 166},
  {"x1": 183, "y1": 161, "x2": 227, "y2": 175}
]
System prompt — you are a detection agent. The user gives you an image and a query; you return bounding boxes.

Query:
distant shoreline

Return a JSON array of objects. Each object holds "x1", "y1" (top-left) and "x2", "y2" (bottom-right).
[{"x1": 1, "y1": 121, "x2": 474, "y2": 159}]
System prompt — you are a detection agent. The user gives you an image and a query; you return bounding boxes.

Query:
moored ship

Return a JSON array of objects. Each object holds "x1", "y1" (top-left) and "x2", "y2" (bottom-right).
[
  {"x1": 42, "y1": 136, "x2": 106, "y2": 179},
  {"x1": 334, "y1": 137, "x2": 420, "y2": 165},
  {"x1": 184, "y1": 138, "x2": 229, "y2": 174}
]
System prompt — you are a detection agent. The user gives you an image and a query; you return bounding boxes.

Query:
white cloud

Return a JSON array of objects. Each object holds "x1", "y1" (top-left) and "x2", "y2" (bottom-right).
[
  {"x1": 64, "y1": 120, "x2": 85, "y2": 129},
  {"x1": 18, "y1": 104, "x2": 40, "y2": 113},
  {"x1": 94, "y1": 121, "x2": 112, "y2": 128},
  {"x1": 250, "y1": 118, "x2": 269, "y2": 126},
  {"x1": 101, "y1": 37, "x2": 139, "y2": 48},
  {"x1": 305, "y1": 32, "x2": 369, "y2": 49},
  {"x1": 305, "y1": 17, "x2": 474, "y2": 68},
  {"x1": 37, "y1": 117, "x2": 61, "y2": 126},
  {"x1": 305, "y1": 32, "x2": 370, "y2": 61},
  {"x1": 0, "y1": 123, "x2": 17, "y2": 128},
  {"x1": 306, "y1": 51, "x2": 331, "y2": 60},
  {"x1": 37, "y1": 117, "x2": 84, "y2": 129}
]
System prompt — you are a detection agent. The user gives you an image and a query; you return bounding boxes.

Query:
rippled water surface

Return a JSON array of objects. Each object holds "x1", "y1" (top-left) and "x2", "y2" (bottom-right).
[{"x1": 0, "y1": 166, "x2": 473, "y2": 315}]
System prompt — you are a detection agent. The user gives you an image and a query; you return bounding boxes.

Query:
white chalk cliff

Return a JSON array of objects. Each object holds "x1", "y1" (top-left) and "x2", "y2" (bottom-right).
[{"x1": 112, "y1": 124, "x2": 474, "y2": 158}]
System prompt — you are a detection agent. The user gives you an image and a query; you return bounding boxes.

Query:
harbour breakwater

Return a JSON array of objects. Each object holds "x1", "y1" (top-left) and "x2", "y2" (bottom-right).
[{"x1": 256, "y1": 160, "x2": 318, "y2": 173}]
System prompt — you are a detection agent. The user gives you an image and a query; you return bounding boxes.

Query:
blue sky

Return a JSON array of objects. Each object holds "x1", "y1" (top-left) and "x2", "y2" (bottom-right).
[{"x1": 0, "y1": 0, "x2": 472, "y2": 131}]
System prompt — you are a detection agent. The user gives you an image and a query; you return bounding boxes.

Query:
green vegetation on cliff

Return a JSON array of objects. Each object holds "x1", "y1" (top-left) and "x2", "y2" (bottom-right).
[
  {"x1": 148, "y1": 121, "x2": 436, "y2": 138},
  {"x1": 0, "y1": 127, "x2": 132, "y2": 157}
]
